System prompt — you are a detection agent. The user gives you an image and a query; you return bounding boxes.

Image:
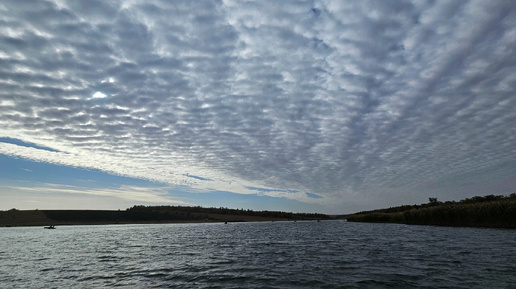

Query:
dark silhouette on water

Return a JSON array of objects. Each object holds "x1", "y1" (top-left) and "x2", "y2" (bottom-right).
[{"x1": 44, "y1": 225, "x2": 55, "y2": 229}]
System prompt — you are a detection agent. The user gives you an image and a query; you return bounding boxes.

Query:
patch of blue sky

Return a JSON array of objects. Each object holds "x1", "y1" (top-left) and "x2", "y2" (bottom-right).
[
  {"x1": 245, "y1": 186, "x2": 299, "y2": 194},
  {"x1": 305, "y1": 192, "x2": 323, "y2": 199},
  {"x1": 167, "y1": 187, "x2": 324, "y2": 213},
  {"x1": 0, "y1": 154, "x2": 323, "y2": 213},
  {"x1": 184, "y1": 174, "x2": 212, "y2": 181},
  {"x1": 0, "y1": 137, "x2": 60, "y2": 153},
  {"x1": 0, "y1": 154, "x2": 162, "y2": 189}
]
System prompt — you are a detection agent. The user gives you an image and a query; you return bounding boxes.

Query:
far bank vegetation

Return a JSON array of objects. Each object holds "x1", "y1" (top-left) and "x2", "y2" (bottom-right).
[
  {"x1": 0, "y1": 206, "x2": 330, "y2": 227},
  {"x1": 347, "y1": 194, "x2": 516, "y2": 228}
]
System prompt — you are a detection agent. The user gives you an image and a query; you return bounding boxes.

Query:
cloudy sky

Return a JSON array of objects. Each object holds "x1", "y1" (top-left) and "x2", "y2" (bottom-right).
[{"x1": 1, "y1": 0, "x2": 515, "y2": 214}]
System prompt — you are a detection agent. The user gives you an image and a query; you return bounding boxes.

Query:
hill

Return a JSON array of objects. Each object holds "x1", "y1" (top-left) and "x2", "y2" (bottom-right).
[{"x1": 0, "y1": 206, "x2": 330, "y2": 227}]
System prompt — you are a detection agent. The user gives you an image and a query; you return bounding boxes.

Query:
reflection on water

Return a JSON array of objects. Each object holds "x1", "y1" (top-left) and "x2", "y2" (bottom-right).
[{"x1": 1, "y1": 221, "x2": 515, "y2": 288}]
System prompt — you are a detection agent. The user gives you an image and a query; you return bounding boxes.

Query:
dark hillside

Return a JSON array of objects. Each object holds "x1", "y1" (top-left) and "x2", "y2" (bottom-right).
[
  {"x1": 347, "y1": 194, "x2": 516, "y2": 228},
  {"x1": 0, "y1": 206, "x2": 330, "y2": 227}
]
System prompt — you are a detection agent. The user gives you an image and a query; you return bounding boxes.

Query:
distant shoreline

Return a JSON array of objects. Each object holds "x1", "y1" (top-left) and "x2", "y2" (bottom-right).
[
  {"x1": 0, "y1": 219, "x2": 289, "y2": 228},
  {"x1": 0, "y1": 206, "x2": 331, "y2": 228},
  {"x1": 0, "y1": 215, "x2": 295, "y2": 228},
  {"x1": 347, "y1": 194, "x2": 516, "y2": 229}
]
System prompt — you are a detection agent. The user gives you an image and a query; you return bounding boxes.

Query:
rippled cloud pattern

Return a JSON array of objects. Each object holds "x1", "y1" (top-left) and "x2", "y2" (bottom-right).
[{"x1": 1, "y1": 0, "x2": 515, "y2": 211}]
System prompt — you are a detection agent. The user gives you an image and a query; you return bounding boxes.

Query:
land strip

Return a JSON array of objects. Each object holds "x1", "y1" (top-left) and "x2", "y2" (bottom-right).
[
  {"x1": 347, "y1": 194, "x2": 516, "y2": 229},
  {"x1": 0, "y1": 205, "x2": 330, "y2": 227}
]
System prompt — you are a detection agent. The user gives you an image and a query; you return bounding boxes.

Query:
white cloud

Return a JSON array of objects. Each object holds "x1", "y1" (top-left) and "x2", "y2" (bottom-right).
[
  {"x1": 1, "y1": 0, "x2": 515, "y2": 212},
  {"x1": 2, "y1": 183, "x2": 185, "y2": 204},
  {"x1": 91, "y1": 91, "x2": 107, "y2": 99}
]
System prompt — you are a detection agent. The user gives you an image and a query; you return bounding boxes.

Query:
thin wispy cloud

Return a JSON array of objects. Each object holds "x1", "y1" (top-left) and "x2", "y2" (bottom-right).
[
  {"x1": 2, "y1": 183, "x2": 185, "y2": 204},
  {"x1": 1, "y1": 0, "x2": 515, "y2": 212}
]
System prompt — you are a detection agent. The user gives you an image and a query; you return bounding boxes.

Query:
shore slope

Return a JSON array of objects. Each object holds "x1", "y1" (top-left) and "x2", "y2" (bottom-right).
[
  {"x1": 347, "y1": 194, "x2": 516, "y2": 228},
  {"x1": 1, "y1": 206, "x2": 330, "y2": 227}
]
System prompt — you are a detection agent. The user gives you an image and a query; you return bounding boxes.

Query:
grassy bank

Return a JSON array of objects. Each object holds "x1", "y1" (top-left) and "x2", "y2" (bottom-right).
[
  {"x1": 347, "y1": 194, "x2": 516, "y2": 228},
  {"x1": 0, "y1": 205, "x2": 330, "y2": 227}
]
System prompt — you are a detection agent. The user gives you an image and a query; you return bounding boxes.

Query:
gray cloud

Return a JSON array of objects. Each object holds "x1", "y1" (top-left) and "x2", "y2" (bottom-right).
[{"x1": 1, "y1": 0, "x2": 515, "y2": 212}]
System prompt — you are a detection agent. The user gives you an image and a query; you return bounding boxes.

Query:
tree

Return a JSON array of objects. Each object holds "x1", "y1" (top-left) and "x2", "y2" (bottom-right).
[{"x1": 429, "y1": 197, "x2": 439, "y2": 204}]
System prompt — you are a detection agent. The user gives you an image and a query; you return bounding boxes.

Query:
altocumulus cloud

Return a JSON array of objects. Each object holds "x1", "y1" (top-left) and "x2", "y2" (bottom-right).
[{"x1": 1, "y1": 0, "x2": 515, "y2": 212}]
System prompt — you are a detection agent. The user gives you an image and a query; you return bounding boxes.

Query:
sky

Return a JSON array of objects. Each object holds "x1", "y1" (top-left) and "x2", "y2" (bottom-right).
[{"x1": 1, "y1": 0, "x2": 515, "y2": 214}]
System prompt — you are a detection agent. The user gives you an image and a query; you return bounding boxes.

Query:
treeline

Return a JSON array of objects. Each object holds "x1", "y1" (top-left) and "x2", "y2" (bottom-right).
[
  {"x1": 126, "y1": 205, "x2": 330, "y2": 221},
  {"x1": 347, "y1": 194, "x2": 516, "y2": 228}
]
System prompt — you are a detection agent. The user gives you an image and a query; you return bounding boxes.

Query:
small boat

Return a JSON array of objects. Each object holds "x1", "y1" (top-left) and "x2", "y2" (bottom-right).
[{"x1": 44, "y1": 225, "x2": 56, "y2": 229}]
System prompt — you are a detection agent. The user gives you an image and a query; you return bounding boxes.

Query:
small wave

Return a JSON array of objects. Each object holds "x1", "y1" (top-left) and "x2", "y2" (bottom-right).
[{"x1": 1, "y1": 221, "x2": 515, "y2": 288}]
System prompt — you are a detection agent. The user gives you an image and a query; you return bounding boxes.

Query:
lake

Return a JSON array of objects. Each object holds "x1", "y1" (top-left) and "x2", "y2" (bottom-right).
[{"x1": 1, "y1": 220, "x2": 515, "y2": 288}]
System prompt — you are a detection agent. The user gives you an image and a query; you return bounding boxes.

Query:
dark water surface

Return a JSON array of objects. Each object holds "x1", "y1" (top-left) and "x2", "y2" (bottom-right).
[{"x1": 1, "y1": 221, "x2": 515, "y2": 288}]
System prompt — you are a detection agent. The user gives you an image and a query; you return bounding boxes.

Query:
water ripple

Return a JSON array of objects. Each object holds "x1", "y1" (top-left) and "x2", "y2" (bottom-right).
[{"x1": 1, "y1": 222, "x2": 516, "y2": 288}]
